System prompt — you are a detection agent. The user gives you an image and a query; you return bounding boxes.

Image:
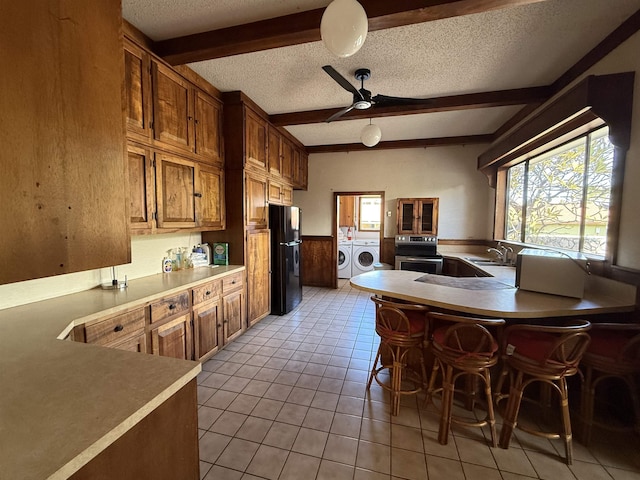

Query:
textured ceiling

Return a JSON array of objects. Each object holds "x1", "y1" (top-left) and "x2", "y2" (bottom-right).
[{"x1": 122, "y1": 0, "x2": 640, "y2": 147}]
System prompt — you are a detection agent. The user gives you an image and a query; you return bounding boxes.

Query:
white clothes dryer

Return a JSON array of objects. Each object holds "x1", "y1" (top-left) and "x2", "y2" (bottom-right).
[
  {"x1": 352, "y1": 240, "x2": 379, "y2": 276},
  {"x1": 337, "y1": 240, "x2": 353, "y2": 279}
]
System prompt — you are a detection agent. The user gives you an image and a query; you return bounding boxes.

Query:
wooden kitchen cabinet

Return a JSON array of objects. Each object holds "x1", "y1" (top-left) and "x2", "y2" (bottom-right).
[
  {"x1": 192, "y1": 297, "x2": 222, "y2": 361},
  {"x1": 246, "y1": 230, "x2": 271, "y2": 327},
  {"x1": 339, "y1": 196, "x2": 356, "y2": 227},
  {"x1": 155, "y1": 152, "x2": 197, "y2": 229},
  {"x1": 268, "y1": 127, "x2": 283, "y2": 177},
  {"x1": 194, "y1": 89, "x2": 224, "y2": 165},
  {"x1": 75, "y1": 307, "x2": 148, "y2": 353},
  {"x1": 150, "y1": 313, "x2": 193, "y2": 360},
  {"x1": 292, "y1": 148, "x2": 308, "y2": 190},
  {"x1": 268, "y1": 179, "x2": 293, "y2": 206},
  {"x1": 397, "y1": 198, "x2": 439, "y2": 235},
  {"x1": 128, "y1": 143, "x2": 156, "y2": 233},
  {"x1": 222, "y1": 272, "x2": 246, "y2": 343},
  {"x1": 196, "y1": 164, "x2": 226, "y2": 229},
  {"x1": 152, "y1": 61, "x2": 193, "y2": 153},
  {"x1": 123, "y1": 38, "x2": 153, "y2": 144},
  {"x1": 1, "y1": 0, "x2": 130, "y2": 285},
  {"x1": 281, "y1": 138, "x2": 294, "y2": 183},
  {"x1": 246, "y1": 173, "x2": 268, "y2": 228},
  {"x1": 245, "y1": 108, "x2": 268, "y2": 172}
]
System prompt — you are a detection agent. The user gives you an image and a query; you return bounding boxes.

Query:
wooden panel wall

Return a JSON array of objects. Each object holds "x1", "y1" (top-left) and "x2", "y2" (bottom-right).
[{"x1": 301, "y1": 236, "x2": 334, "y2": 288}]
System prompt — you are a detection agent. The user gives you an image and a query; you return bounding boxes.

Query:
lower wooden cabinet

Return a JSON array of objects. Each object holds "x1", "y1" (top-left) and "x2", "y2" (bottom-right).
[
  {"x1": 150, "y1": 313, "x2": 193, "y2": 360},
  {"x1": 247, "y1": 230, "x2": 271, "y2": 326},
  {"x1": 192, "y1": 297, "x2": 222, "y2": 361},
  {"x1": 111, "y1": 332, "x2": 148, "y2": 353}
]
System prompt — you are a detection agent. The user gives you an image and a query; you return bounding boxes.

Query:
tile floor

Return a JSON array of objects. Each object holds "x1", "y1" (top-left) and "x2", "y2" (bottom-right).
[{"x1": 196, "y1": 280, "x2": 640, "y2": 480}]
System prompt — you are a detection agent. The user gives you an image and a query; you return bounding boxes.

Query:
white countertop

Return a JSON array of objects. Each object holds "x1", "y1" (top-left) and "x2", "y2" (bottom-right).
[
  {"x1": 0, "y1": 266, "x2": 244, "y2": 480},
  {"x1": 352, "y1": 254, "x2": 636, "y2": 318}
]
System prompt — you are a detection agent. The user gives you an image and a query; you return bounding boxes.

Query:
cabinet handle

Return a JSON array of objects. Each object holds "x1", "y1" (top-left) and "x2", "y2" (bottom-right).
[
  {"x1": 194, "y1": 192, "x2": 203, "y2": 198},
  {"x1": 217, "y1": 323, "x2": 222, "y2": 328},
  {"x1": 223, "y1": 320, "x2": 228, "y2": 324},
  {"x1": 205, "y1": 290, "x2": 211, "y2": 295},
  {"x1": 169, "y1": 304, "x2": 176, "y2": 310},
  {"x1": 231, "y1": 280, "x2": 236, "y2": 284},
  {"x1": 114, "y1": 324, "x2": 124, "y2": 332}
]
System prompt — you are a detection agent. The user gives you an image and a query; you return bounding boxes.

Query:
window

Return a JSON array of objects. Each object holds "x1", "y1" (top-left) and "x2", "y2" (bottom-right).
[
  {"x1": 358, "y1": 196, "x2": 381, "y2": 231},
  {"x1": 505, "y1": 127, "x2": 613, "y2": 256}
]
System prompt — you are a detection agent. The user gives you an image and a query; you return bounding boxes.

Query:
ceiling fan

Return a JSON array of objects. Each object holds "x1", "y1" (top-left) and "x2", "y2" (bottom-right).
[{"x1": 322, "y1": 65, "x2": 433, "y2": 123}]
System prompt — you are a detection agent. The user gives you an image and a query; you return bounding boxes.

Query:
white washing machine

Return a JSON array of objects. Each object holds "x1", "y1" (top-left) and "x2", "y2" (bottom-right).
[
  {"x1": 352, "y1": 240, "x2": 379, "y2": 276},
  {"x1": 337, "y1": 240, "x2": 353, "y2": 279}
]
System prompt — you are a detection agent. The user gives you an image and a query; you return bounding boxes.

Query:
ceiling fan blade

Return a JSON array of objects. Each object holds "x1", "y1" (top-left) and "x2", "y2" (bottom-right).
[
  {"x1": 372, "y1": 94, "x2": 433, "y2": 105},
  {"x1": 323, "y1": 65, "x2": 364, "y2": 100},
  {"x1": 326, "y1": 104, "x2": 356, "y2": 123}
]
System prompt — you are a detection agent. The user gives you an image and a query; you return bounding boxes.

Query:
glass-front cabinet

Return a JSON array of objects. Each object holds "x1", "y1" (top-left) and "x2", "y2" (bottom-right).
[{"x1": 397, "y1": 198, "x2": 439, "y2": 235}]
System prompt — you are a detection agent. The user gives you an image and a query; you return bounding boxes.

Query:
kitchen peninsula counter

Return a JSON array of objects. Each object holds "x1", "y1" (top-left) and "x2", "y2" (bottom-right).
[
  {"x1": 350, "y1": 268, "x2": 637, "y2": 319},
  {"x1": 0, "y1": 265, "x2": 244, "y2": 480}
]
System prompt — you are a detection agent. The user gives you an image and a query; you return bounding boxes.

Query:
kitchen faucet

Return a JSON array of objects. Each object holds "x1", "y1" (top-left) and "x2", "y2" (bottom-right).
[
  {"x1": 487, "y1": 243, "x2": 514, "y2": 265},
  {"x1": 486, "y1": 247, "x2": 506, "y2": 264}
]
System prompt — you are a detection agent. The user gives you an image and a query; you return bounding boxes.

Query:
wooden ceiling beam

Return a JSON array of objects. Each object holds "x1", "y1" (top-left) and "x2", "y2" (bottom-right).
[
  {"x1": 306, "y1": 134, "x2": 493, "y2": 154},
  {"x1": 270, "y1": 86, "x2": 551, "y2": 126},
  {"x1": 155, "y1": 0, "x2": 549, "y2": 65}
]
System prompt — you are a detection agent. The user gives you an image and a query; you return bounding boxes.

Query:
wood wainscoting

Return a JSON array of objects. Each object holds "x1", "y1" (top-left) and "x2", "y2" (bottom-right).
[{"x1": 301, "y1": 236, "x2": 334, "y2": 288}]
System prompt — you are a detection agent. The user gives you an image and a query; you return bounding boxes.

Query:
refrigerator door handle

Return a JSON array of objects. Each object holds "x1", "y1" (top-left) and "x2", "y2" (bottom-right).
[{"x1": 280, "y1": 240, "x2": 302, "y2": 247}]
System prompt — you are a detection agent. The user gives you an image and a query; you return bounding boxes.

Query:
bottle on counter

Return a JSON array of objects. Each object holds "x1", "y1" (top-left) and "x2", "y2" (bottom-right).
[{"x1": 347, "y1": 227, "x2": 353, "y2": 240}]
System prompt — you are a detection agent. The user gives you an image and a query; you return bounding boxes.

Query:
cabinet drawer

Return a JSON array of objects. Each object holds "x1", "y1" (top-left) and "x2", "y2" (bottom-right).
[
  {"x1": 223, "y1": 272, "x2": 243, "y2": 293},
  {"x1": 150, "y1": 292, "x2": 190, "y2": 324},
  {"x1": 192, "y1": 280, "x2": 222, "y2": 306},
  {"x1": 84, "y1": 308, "x2": 146, "y2": 346}
]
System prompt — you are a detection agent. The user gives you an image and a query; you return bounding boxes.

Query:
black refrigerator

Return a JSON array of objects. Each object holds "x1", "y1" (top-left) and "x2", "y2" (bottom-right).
[{"x1": 269, "y1": 205, "x2": 302, "y2": 315}]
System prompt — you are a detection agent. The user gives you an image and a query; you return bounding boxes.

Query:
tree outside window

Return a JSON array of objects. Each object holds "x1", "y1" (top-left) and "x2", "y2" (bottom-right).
[
  {"x1": 359, "y1": 196, "x2": 381, "y2": 231},
  {"x1": 505, "y1": 127, "x2": 613, "y2": 256}
]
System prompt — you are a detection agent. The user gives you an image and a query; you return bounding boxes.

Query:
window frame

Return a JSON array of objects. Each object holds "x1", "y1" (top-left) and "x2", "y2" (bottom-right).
[{"x1": 358, "y1": 195, "x2": 382, "y2": 232}]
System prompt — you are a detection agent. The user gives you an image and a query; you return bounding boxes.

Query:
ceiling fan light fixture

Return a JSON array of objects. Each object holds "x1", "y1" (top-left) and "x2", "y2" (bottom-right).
[
  {"x1": 320, "y1": 0, "x2": 368, "y2": 58},
  {"x1": 361, "y1": 122, "x2": 381, "y2": 147}
]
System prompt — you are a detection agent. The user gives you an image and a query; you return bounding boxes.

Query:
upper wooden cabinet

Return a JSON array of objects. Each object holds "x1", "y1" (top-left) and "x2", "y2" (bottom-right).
[
  {"x1": 292, "y1": 148, "x2": 308, "y2": 190},
  {"x1": 268, "y1": 127, "x2": 282, "y2": 177},
  {"x1": 246, "y1": 173, "x2": 268, "y2": 228},
  {"x1": 0, "y1": 0, "x2": 130, "y2": 285},
  {"x1": 196, "y1": 164, "x2": 226, "y2": 230},
  {"x1": 245, "y1": 108, "x2": 268, "y2": 172},
  {"x1": 397, "y1": 198, "x2": 439, "y2": 235},
  {"x1": 339, "y1": 196, "x2": 356, "y2": 227},
  {"x1": 123, "y1": 37, "x2": 224, "y2": 167},
  {"x1": 127, "y1": 143, "x2": 156, "y2": 232}
]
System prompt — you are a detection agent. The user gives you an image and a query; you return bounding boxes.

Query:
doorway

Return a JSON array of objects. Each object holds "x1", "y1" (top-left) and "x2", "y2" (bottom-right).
[{"x1": 332, "y1": 191, "x2": 385, "y2": 288}]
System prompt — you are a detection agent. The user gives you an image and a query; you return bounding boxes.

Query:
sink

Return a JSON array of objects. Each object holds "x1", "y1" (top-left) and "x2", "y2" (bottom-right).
[{"x1": 464, "y1": 257, "x2": 508, "y2": 266}]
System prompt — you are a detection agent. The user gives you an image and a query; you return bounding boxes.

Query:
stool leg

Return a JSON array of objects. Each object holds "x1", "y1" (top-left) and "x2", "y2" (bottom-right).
[
  {"x1": 367, "y1": 343, "x2": 382, "y2": 391},
  {"x1": 391, "y1": 346, "x2": 403, "y2": 416},
  {"x1": 438, "y1": 364, "x2": 455, "y2": 445},
  {"x1": 499, "y1": 370, "x2": 524, "y2": 449},
  {"x1": 558, "y1": 378, "x2": 573, "y2": 465},
  {"x1": 425, "y1": 357, "x2": 440, "y2": 406},
  {"x1": 494, "y1": 360, "x2": 510, "y2": 407},
  {"x1": 483, "y1": 369, "x2": 498, "y2": 447}
]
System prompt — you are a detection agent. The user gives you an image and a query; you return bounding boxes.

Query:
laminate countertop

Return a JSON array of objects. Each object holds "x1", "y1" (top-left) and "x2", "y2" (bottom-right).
[
  {"x1": 0, "y1": 265, "x2": 244, "y2": 480},
  {"x1": 351, "y1": 255, "x2": 637, "y2": 319}
]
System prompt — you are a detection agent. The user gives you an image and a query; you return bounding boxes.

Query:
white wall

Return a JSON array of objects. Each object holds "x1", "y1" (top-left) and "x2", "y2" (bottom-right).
[
  {"x1": 0, "y1": 232, "x2": 202, "y2": 310},
  {"x1": 294, "y1": 144, "x2": 494, "y2": 239}
]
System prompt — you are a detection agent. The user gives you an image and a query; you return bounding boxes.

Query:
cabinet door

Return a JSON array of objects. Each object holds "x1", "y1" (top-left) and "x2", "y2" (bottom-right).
[
  {"x1": 223, "y1": 289, "x2": 245, "y2": 343},
  {"x1": 127, "y1": 143, "x2": 155, "y2": 232},
  {"x1": 111, "y1": 331, "x2": 148, "y2": 353},
  {"x1": 247, "y1": 230, "x2": 270, "y2": 326},
  {"x1": 268, "y1": 179, "x2": 284, "y2": 205},
  {"x1": 281, "y1": 185, "x2": 293, "y2": 206},
  {"x1": 281, "y1": 138, "x2": 294, "y2": 183},
  {"x1": 152, "y1": 61, "x2": 193, "y2": 152},
  {"x1": 293, "y1": 149, "x2": 308, "y2": 190},
  {"x1": 339, "y1": 196, "x2": 355, "y2": 227},
  {"x1": 196, "y1": 164, "x2": 225, "y2": 229},
  {"x1": 245, "y1": 108, "x2": 267, "y2": 171},
  {"x1": 151, "y1": 313, "x2": 192, "y2": 360},
  {"x1": 123, "y1": 39, "x2": 152, "y2": 143},
  {"x1": 417, "y1": 199, "x2": 438, "y2": 235},
  {"x1": 193, "y1": 299, "x2": 221, "y2": 361},
  {"x1": 155, "y1": 153, "x2": 196, "y2": 228},
  {"x1": 194, "y1": 89, "x2": 223, "y2": 164},
  {"x1": 246, "y1": 174, "x2": 268, "y2": 228},
  {"x1": 397, "y1": 199, "x2": 417, "y2": 234},
  {"x1": 268, "y1": 127, "x2": 282, "y2": 177}
]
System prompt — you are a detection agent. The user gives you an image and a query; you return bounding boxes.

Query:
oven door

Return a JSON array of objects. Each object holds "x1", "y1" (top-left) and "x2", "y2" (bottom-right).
[{"x1": 395, "y1": 256, "x2": 443, "y2": 274}]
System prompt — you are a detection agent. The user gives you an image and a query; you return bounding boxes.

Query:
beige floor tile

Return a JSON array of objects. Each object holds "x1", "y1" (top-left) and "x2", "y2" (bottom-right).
[
  {"x1": 605, "y1": 466, "x2": 640, "y2": 480},
  {"x1": 500, "y1": 473, "x2": 539, "y2": 480},
  {"x1": 234, "y1": 364, "x2": 261, "y2": 379},
  {"x1": 220, "y1": 376, "x2": 251, "y2": 393},
  {"x1": 198, "y1": 406, "x2": 224, "y2": 431},
  {"x1": 360, "y1": 417, "x2": 391, "y2": 445},
  {"x1": 318, "y1": 377, "x2": 344, "y2": 394},
  {"x1": 317, "y1": 459, "x2": 355, "y2": 480},
  {"x1": 225, "y1": 393, "x2": 261, "y2": 415},
  {"x1": 462, "y1": 462, "x2": 503, "y2": 480},
  {"x1": 354, "y1": 468, "x2": 390, "y2": 480},
  {"x1": 324, "y1": 366, "x2": 348, "y2": 379},
  {"x1": 279, "y1": 452, "x2": 321, "y2": 480},
  {"x1": 275, "y1": 402, "x2": 308, "y2": 426},
  {"x1": 391, "y1": 423, "x2": 424, "y2": 453},
  {"x1": 363, "y1": 399, "x2": 392, "y2": 419},
  {"x1": 323, "y1": 433, "x2": 359, "y2": 465},
  {"x1": 199, "y1": 431, "x2": 232, "y2": 464},
  {"x1": 342, "y1": 380, "x2": 368, "y2": 398},
  {"x1": 197, "y1": 385, "x2": 216, "y2": 405},
  {"x1": 215, "y1": 438, "x2": 259, "y2": 471},
  {"x1": 337, "y1": 395, "x2": 365, "y2": 416},
  {"x1": 525, "y1": 450, "x2": 580, "y2": 480},
  {"x1": 287, "y1": 386, "x2": 316, "y2": 406},
  {"x1": 241, "y1": 379, "x2": 271, "y2": 397},
  {"x1": 210, "y1": 411, "x2": 248, "y2": 436},
  {"x1": 296, "y1": 373, "x2": 323, "y2": 389},
  {"x1": 330, "y1": 412, "x2": 363, "y2": 438},
  {"x1": 455, "y1": 436, "x2": 498, "y2": 468},
  {"x1": 203, "y1": 464, "x2": 242, "y2": 480},
  {"x1": 235, "y1": 416, "x2": 272, "y2": 443},
  {"x1": 391, "y1": 447, "x2": 427, "y2": 480},
  {"x1": 252, "y1": 366, "x2": 280, "y2": 382},
  {"x1": 274, "y1": 370, "x2": 301, "y2": 386},
  {"x1": 422, "y1": 430, "x2": 459, "y2": 460},
  {"x1": 245, "y1": 444, "x2": 289, "y2": 480},
  {"x1": 204, "y1": 389, "x2": 238, "y2": 410},
  {"x1": 425, "y1": 455, "x2": 465, "y2": 480},
  {"x1": 303, "y1": 407, "x2": 335, "y2": 432},
  {"x1": 199, "y1": 461, "x2": 212, "y2": 480},
  {"x1": 201, "y1": 372, "x2": 231, "y2": 389},
  {"x1": 263, "y1": 382, "x2": 293, "y2": 401},
  {"x1": 491, "y1": 446, "x2": 537, "y2": 477},
  {"x1": 250, "y1": 398, "x2": 284, "y2": 420},
  {"x1": 356, "y1": 440, "x2": 391, "y2": 474},
  {"x1": 312, "y1": 391, "x2": 340, "y2": 411},
  {"x1": 292, "y1": 427, "x2": 329, "y2": 457},
  {"x1": 570, "y1": 460, "x2": 619, "y2": 480},
  {"x1": 262, "y1": 421, "x2": 301, "y2": 450}
]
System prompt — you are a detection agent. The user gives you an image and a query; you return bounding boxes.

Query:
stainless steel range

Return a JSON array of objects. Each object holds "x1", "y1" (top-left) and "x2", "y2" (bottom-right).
[{"x1": 394, "y1": 235, "x2": 443, "y2": 274}]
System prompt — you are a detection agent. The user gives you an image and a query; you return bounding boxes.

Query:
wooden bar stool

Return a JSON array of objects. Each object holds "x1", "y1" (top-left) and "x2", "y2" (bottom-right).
[
  {"x1": 580, "y1": 322, "x2": 640, "y2": 445},
  {"x1": 367, "y1": 296, "x2": 429, "y2": 416},
  {"x1": 425, "y1": 311, "x2": 505, "y2": 446},
  {"x1": 496, "y1": 320, "x2": 591, "y2": 464}
]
